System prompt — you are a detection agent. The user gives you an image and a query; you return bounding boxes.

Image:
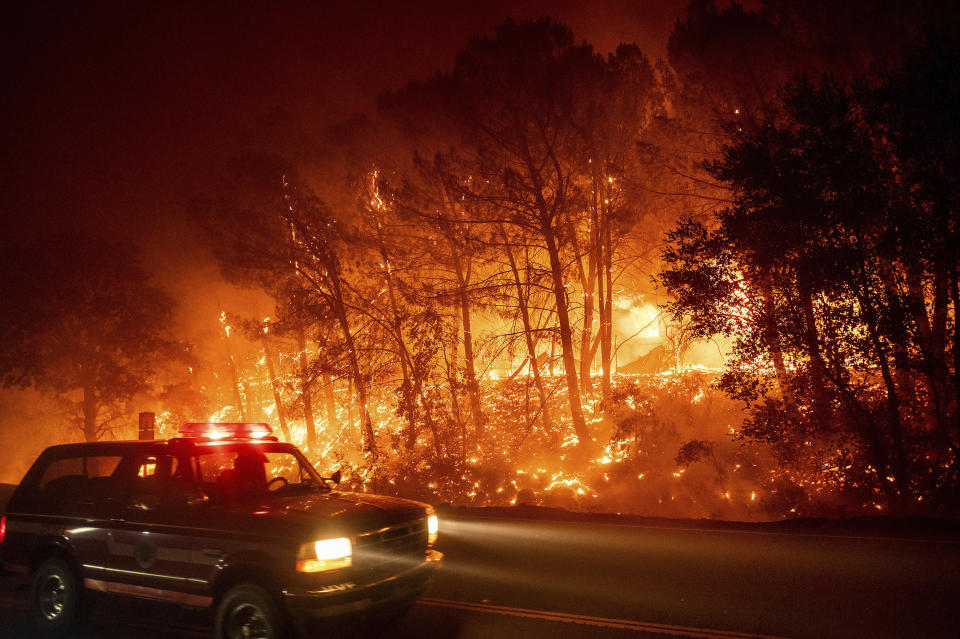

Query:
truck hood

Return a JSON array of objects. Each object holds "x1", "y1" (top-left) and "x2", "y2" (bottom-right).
[{"x1": 224, "y1": 490, "x2": 429, "y2": 539}]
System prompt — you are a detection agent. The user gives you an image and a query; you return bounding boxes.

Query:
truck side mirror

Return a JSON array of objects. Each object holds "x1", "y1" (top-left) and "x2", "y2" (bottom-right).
[{"x1": 330, "y1": 469, "x2": 342, "y2": 486}]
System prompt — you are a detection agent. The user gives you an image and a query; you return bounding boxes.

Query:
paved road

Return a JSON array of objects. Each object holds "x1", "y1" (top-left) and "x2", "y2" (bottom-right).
[{"x1": 2, "y1": 514, "x2": 959, "y2": 639}]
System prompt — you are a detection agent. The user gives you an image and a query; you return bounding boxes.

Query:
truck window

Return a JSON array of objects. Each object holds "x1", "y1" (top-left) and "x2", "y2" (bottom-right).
[
  {"x1": 38, "y1": 457, "x2": 84, "y2": 489},
  {"x1": 87, "y1": 455, "x2": 123, "y2": 478},
  {"x1": 37, "y1": 454, "x2": 123, "y2": 489}
]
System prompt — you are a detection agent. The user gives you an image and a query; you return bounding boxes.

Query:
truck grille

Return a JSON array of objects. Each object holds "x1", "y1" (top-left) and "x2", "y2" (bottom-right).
[{"x1": 353, "y1": 519, "x2": 428, "y2": 571}]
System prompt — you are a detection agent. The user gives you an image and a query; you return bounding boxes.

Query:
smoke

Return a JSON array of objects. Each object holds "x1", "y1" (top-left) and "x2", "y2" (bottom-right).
[{"x1": 0, "y1": 389, "x2": 76, "y2": 485}]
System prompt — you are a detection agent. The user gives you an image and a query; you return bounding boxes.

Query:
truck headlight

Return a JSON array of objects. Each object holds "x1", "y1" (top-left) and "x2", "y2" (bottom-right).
[
  {"x1": 296, "y1": 537, "x2": 352, "y2": 572},
  {"x1": 426, "y1": 506, "x2": 439, "y2": 546}
]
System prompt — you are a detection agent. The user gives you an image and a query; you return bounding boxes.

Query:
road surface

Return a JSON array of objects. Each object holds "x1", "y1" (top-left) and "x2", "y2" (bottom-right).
[{"x1": 2, "y1": 513, "x2": 959, "y2": 639}]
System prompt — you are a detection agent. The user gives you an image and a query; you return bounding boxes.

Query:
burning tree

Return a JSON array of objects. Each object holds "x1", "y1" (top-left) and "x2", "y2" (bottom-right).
[
  {"x1": 392, "y1": 152, "x2": 492, "y2": 443},
  {"x1": 208, "y1": 157, "x2": 380, "y2": 453},
  {"x1": 381, "y1": 19, "x2": 672, "y2": 451},
  {"x1": 434, "y1": 19, "x2": 596, "y2": 447}
]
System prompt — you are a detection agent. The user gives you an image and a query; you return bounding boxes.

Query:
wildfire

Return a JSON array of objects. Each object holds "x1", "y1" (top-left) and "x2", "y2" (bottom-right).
[
  {"x1": 218, "y1": 311, "x2": 231, "y2": 337},
  {"x1": 187, "y1": 344, "x2": 823, "y2": 521}
]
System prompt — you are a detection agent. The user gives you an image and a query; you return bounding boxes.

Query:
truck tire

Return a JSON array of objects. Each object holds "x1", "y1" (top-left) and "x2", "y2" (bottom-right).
[
  {"x1": 216, "y1": 583, "x2": 287, "y2": 639},
  {"x1": 30, "y1": 557, "x2": 88, "y2": 638}
]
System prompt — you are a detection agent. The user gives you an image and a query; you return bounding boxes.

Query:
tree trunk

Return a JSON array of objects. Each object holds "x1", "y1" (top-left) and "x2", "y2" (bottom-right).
[
  {"x1": 907, "y1": 268, "x2": 948, "y2": 435},
  {"x1": 796, "y1": 271, "x2": 832, "y2": 424},
  {"x1": 321, "y1": 372, "x2": 338, "y2": 434},
  {"x1": 260, "y1": 333, "x2": 290, "y2": 441},
  {"x1": 374, "y1": 221, "x2": 419, "y2": 450},
  {"x1": 442, "y1": 329, "x2": 467, "y2": 461},
  {"x1": 415, "y1": 380, "x2": 444, "y2": 461},
  {"x1": 501, "y1": 224, "x2": 554, "y2": 434},
  {"x1": 459, "y1": 288, "x2": 484, "y2": 433},
  {"x1": 542, "y1": 221, "x2": 589, "y2": 445},
  {"x1": 330, "y1": 281, "x2": 376, "y2": 452},
  {"x1": 296, "y1": 326, "x2": 317, "y2": 451},
  {"x1": 599, "y1": 208, "x2": 614, "y2": 395},
  {"x1": 223, "y1": 333, "x2": 246, "y2": 421},
  {"x1": 454, "y1": 253, "x2": 484, "y2": 435},
  {"x1": 757, "y1": 270, "x2": 797, "y2": 416},
  {"x1": 82, "y1": 383, "x2": 98, "y2": 442},
  {"x1": 861, "y1": 294, "x2": 910, "y2": 506},
  {"x1": 515, "y1": 126, "x2": 586, "y2": 443},
  {"x1": 570, "y1": 194, "x2": 596, "y2": 398},
  {"x1": 579, "y1": 238, "x2": 597, "y2": 398}
]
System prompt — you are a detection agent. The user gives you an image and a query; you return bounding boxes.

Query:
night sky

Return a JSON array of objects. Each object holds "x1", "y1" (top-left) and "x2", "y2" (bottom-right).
[{"x1": 1, "y1": 1, "x2": 687, "y2": 242}]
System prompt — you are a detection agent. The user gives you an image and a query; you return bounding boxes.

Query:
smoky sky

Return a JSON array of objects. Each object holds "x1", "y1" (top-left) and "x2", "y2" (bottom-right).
[{"x1": 0, "y1": 0, "x2": 688, "y2": 277}]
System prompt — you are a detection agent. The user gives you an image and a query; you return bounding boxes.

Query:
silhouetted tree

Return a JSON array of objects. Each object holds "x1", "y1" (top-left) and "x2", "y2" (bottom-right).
[
  {"x1": 0, "y1": 235, "x2": 182, "y2": 441},
  {"x1": 661, "y1": 44, "x2": 960, "y2": 510}
]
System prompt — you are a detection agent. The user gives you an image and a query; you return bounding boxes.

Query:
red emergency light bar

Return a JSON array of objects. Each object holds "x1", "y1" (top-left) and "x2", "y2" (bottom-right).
[{"x1": 179, "y1": 422, "x2": 273, "y2": 440}]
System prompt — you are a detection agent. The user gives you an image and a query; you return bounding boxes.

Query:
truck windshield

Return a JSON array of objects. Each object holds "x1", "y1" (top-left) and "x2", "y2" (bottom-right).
[{"x1": 188, "y1": 443, "x2": 329, "y2": 501}]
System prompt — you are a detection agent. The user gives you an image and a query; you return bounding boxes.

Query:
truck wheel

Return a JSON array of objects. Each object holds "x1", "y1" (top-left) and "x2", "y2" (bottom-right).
[
  {"x1": 30, "y1": 557, "x2": 87, "y2": 637},
  {"x1": 216, "y1": 584, "x2": 287, "y2": 639}
]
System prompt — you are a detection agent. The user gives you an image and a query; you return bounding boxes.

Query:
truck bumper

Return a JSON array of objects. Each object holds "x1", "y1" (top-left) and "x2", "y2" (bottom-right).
[{"x1": 283, "y1": 549, "x2": 442, "y2": 621}]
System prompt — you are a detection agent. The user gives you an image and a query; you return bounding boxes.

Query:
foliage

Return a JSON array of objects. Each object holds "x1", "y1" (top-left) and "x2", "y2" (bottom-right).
[
  {"x1": 660, "y1": 44, "x2": 960, "y2": 513},
  {"x1": 0, "y1": 234, "x2": 186, "y2": 441}
]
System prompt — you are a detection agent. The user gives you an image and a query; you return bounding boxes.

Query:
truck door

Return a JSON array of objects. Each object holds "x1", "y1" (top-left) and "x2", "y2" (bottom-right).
[
  {"x1": 24, "y1": 451, "x2": 123, "y2": 584},
  {"x1": 100, "y1": 453, "x2": 202, "y2": 604}
]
